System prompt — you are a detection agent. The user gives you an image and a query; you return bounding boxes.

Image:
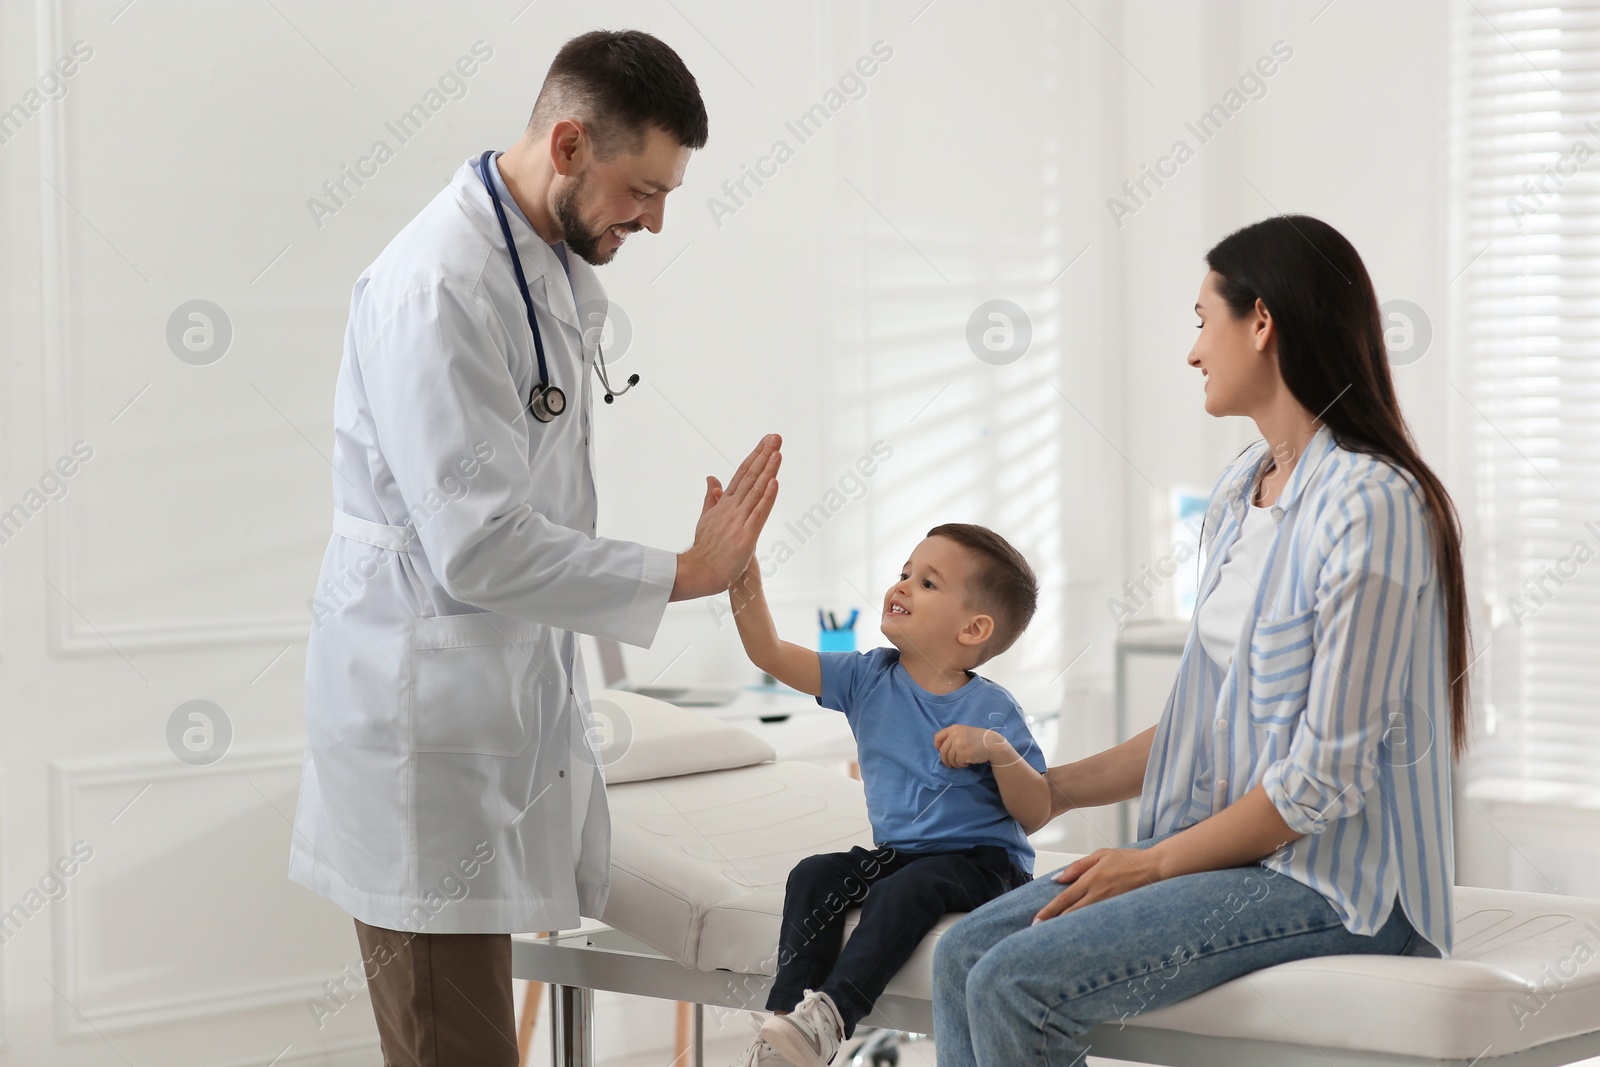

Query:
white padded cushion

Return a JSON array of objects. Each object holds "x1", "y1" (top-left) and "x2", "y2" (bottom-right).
[
  {"x1": 600, "y1": 759, "x2": 1600, "y2": 1061},
  {"x1": 1130, "y1": 885, "x2": 1600, "y2": 1060},
  {"x1": 589, "y1": 689, "x2": 776, "y2": 785},
  {"x1": 602, "y1": 760, "x2": 884, "y2": 969}
]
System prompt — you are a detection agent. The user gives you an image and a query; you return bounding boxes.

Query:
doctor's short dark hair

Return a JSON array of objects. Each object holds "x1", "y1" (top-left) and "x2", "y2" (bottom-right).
[
  {"x1": 528, "y1": 30, "x2": 709, "y2": 157},
  {"x1": 926, "y1": 523, "x2": 1038, "y2": 662}
]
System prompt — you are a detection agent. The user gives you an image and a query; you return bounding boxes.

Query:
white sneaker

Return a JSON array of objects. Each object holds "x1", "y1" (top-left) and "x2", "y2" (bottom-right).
[
  {"x1": 760, "y1": 988, "x2": 846, "y2": 1067},
  {"x1": 732, "y1": 1036, "x2": 790, "y2": 1067},
  {"x1": 731, "y1": 1012, "x2": 789, "y2": 1067}
]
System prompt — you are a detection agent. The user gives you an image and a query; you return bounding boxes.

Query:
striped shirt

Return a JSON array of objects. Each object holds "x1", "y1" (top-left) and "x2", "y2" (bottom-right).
[{"x1": 1137, "y1": 424, "x2": 1454, "y2": 956}]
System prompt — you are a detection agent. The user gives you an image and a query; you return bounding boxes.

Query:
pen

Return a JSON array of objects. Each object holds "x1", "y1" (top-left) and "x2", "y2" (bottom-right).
[
  {"x1": 818, "y1": 609, "x2": 827, "y2": 632},
  {"x1": 828, "y1": 611, "x2": 839, "y2": 630},
  {"x1": 845, "y1": 608, "x2": 858, "y2": 630}
]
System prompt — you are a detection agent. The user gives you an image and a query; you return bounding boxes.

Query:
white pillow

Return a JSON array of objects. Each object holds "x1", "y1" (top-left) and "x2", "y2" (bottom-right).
[{"x1": 585, "y1": 688, "x2": 776, "y2": 784}]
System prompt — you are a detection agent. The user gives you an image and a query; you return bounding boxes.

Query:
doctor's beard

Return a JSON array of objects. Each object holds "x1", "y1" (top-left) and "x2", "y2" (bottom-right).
[{"x1": 556, "y1": 169, "x2": 642, "y2": 266}]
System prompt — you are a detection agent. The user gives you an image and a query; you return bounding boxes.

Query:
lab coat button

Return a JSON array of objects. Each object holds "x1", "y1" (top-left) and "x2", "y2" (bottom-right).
[
  {"x1": 1226, "y1": 654, "x2": 1234, "y2": 666},
  {"x1": 1271, "y1": 506, "x2": 1285, "y2": 522},
  {"x1": 1216, "y1": 715, "x2": 1228, "y2": 730},
  {"x1": 1218, "y1": 778, "x2": 1229, "y2": 795}
]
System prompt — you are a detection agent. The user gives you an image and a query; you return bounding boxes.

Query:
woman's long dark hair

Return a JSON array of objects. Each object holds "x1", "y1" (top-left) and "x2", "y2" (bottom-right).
[{"x1": 1205, "y1": 215, "x2": 1472, "y2": 761}]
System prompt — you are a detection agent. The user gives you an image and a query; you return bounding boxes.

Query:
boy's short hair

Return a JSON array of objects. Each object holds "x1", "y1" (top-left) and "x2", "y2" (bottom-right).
[{"x1": 926, "y1": 523, "x2": 1038, "y2": 662}]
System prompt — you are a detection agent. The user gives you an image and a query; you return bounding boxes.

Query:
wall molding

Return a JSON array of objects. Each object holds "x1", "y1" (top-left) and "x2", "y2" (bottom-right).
[
  {"x1": 48, "y1": 743, "x2": 346, "y2": 1038},
  {"x1": 212, "y1": 1034, "x2": 378, "y2": 1067},
  {"x1": 34, "y1": 0, "x2": 313, "y2": 658}
]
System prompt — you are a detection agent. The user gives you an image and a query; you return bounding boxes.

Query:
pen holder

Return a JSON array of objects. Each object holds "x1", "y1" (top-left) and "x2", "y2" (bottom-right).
[{"x1": 818, "y1": 628, "x2": 857, "y2": 653}]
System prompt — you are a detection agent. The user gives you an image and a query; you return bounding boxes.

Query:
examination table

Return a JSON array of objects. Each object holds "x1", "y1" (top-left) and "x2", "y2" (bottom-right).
[{"x1": 515, "y1": 691, "x2": 1600, "y2": 1067}]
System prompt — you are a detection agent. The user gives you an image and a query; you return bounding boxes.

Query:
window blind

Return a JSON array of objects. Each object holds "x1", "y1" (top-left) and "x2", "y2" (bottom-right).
[{"x1": 1462, "y1": 0, "x2": 1600, "y2": 792}]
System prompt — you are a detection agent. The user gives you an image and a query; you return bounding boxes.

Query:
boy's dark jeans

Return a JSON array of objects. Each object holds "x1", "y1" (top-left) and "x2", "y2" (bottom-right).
[{"x1": 765, "y1": 843, "x2": 1032, "y2": 1037}]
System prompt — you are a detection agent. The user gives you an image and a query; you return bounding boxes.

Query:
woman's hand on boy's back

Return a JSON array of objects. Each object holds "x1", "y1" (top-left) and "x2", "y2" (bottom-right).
[{"x1": 935, "y1": 724, "x2": 1016, "y2": 768}]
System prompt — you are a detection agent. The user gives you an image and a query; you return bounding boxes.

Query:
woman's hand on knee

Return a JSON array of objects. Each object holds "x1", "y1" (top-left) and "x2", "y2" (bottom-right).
[{"x1": 1031, "y1": 848, "x2": 1164, "y2": 924}]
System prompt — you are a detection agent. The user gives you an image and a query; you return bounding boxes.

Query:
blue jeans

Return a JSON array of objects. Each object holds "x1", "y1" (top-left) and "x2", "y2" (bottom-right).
[{"x1": 931, "y1": 829, "x2": 1429, "y2": 1065}]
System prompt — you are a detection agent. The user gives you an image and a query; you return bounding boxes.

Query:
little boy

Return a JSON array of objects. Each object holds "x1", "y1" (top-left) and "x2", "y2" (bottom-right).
[{"x1": 728, "y1": 522, "x2": 1051, "y2": 1067}]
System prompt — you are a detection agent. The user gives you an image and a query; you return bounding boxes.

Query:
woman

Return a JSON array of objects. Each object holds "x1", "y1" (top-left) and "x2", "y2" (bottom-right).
[{"x1": 932, "y1": 215, "x2": 1471, "y2": 1064}]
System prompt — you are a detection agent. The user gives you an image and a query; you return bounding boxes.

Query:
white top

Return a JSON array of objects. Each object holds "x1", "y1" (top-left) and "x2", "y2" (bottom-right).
[{"x1": 1196, "y1": 499, "x2": 1277, "y2": 666}]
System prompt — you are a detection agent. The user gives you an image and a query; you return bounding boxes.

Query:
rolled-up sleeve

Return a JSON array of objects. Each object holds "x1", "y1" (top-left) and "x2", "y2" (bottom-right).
[
  {"x1": 1262, "y1": 474, "x2": 1429, "y2": 835},
  {"x1": 358, "y1": 279, "x2": 676, "y2": 647}
]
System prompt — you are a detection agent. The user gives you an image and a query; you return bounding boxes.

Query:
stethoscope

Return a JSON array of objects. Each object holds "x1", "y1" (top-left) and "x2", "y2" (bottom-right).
[{"x1": 474, "y1": 149, "x2": 639, "y2": 423}]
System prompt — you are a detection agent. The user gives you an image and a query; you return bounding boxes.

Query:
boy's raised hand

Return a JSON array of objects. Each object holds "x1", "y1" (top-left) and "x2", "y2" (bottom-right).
[
  {"x1": 728, "y1": 547, "x2": 763, "y2": 614},
  {"x1": 935, "y1": 724, "x2": 1011, "y2": 768}
]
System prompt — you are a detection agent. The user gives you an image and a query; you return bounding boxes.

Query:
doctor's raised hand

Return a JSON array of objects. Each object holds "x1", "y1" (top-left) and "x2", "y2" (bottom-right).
[{"x1": 669, "y1": 433, "x2": 782, "y2": 601}]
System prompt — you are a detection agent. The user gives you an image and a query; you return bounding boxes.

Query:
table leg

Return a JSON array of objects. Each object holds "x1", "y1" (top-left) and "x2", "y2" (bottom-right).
[
  {"x1": 550, "y1": 984, "x2": 594, "y2": 1067},
  {"x1": 518, "y1": 932, "x2": 548, "y2": 1066}
]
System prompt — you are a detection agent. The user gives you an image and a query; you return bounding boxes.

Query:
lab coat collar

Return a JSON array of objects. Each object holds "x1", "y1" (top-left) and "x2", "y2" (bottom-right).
[
  {"x1": 452, "y1": 157, "x2": 606, "y2": 349},
  {"x1": 565, "y1": 250, "x2": 607, "y2": 361}
]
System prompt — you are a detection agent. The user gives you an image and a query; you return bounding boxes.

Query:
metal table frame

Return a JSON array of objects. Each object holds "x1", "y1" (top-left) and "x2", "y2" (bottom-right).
[{"x1": 515, "y1": 925, "x2": 1600, "y2": 1067}]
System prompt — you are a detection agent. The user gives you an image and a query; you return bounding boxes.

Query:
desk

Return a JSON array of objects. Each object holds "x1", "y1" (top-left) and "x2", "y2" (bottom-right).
[
  {"x1": 705, "y1": 685, "x2": 858, "y2": 766},
  {"x1": 700, "y1": 684, "x2": 827, "y2": 723}
]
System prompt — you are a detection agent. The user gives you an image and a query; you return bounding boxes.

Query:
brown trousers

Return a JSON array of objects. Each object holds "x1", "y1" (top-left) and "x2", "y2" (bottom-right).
[{"x1": 354, "y1": 918, "x2": 519, "y2": 1067}]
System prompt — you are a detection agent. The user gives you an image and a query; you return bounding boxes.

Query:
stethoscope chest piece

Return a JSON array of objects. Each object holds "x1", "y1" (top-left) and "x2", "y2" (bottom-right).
[{"x1": 530, "y1": 383, "x2": 567, "y2": 422}]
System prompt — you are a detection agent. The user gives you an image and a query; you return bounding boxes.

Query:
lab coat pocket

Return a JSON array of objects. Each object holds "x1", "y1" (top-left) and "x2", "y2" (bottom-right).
[
  {"x1": 1245, "y1": 607, "x2": 1317, "y2": 726},
  {"x1": 409, "y1": 612, "x2": 553, "y2": 757}
]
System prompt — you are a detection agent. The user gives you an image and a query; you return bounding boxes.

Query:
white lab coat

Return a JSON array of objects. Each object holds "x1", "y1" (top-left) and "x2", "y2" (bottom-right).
[{"x1": 288, "y1": 155, "x2": 677, "y2": 934}]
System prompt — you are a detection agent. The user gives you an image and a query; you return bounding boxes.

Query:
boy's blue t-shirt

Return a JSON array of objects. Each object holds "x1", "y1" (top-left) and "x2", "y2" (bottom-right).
[{"x1": 817, "y1": 646, "x2": 1047, "y2": 877}]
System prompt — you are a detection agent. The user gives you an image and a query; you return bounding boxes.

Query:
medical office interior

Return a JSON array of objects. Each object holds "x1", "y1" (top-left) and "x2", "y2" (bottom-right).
[{"x1": 0, "y1": 0, "x2": 1596, "y2": 1064}]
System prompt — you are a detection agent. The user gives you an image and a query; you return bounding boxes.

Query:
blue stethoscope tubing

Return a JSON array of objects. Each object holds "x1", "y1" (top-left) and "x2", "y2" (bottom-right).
[
  {"x1": 474, "y1": 149, "x2": 641, "y2": 422},
  {"x1": 474, "y1": 150, "x2": 566, "y2": 421}
]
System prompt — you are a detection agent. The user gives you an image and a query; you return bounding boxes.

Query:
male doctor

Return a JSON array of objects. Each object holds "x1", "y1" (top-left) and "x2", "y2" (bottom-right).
[{"x1": 289, "y1": 30, "x2": 780, "y2": 1064}]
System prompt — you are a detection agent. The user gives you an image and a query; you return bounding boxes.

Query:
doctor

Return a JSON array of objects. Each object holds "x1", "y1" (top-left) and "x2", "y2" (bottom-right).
[{"x1": 289, "y1": 30, "x2": 780, "y2": 1065}]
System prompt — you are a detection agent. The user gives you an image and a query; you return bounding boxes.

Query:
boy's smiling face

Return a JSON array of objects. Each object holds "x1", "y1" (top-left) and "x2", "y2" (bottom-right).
[{"x1": 881, "y1": 535, "x2": 994, "y2": 658}]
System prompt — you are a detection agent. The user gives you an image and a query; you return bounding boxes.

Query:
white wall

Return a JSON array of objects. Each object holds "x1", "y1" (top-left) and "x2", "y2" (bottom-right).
[
  {"x1": 0, "y1": 1, "x2": 1522, "y2": 1063},
  {"x1": 1039, "y1": 0, "x2": 1463, "y2": 853}
]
